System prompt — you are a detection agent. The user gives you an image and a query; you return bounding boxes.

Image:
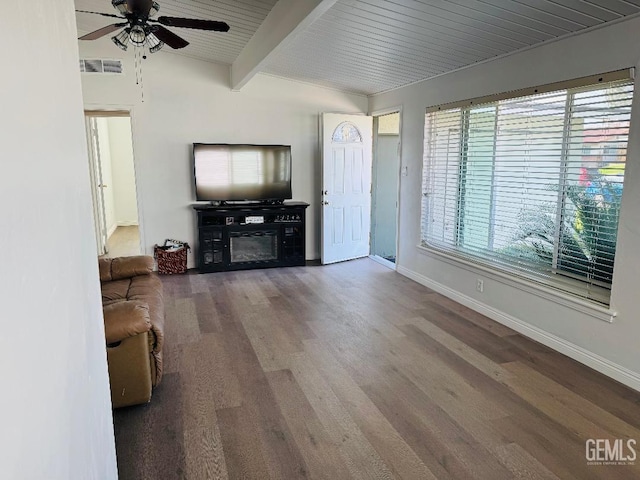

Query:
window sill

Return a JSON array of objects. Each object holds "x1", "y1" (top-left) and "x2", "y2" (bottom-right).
[{"x1": 416, "y1": 244, "x2": 617, "y2": 323}]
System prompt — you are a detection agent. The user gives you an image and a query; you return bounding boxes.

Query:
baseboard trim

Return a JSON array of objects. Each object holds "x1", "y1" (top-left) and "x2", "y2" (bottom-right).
[
  {"x1": 369, "y1": 255, "x2": 396, "y2": 270},
  {"x1": 397, "y1": 265, "x2": 640, "y2": 393},
  {"x1": 117, "y1": 221, "x2": 139, "y2": 227},
  {"x1": 107, "y1": 224, "x2": 118, "y2": 239}
]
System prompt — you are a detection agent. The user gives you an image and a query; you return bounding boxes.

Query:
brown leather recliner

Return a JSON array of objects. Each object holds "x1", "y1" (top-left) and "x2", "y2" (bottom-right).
[{"x1": 99, "y1": 256, "x2": 165, "y2": 408}]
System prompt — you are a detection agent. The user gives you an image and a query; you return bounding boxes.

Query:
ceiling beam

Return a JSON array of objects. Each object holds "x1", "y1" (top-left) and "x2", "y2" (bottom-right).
[{"x1": 230, "y1": 0, "x2": 339, "y2": 91}]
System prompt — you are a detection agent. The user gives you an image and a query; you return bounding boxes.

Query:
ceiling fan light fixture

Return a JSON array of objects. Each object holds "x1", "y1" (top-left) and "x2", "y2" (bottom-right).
[
  {"x1": 111, "y1": 29, "x2": 130, "y2": 51},
  {"x1": 147, "y1": 33, "x2": 164, "y2": 53},
  {"x1": 129, "y1": 25, "x2": 146, "y2": 46},
  {"x1": 111, "y1": 0, "x2": 129, "y2": 15},
  {"x1": 81, "y1": 1, "x2": 227, "y2": 53}
]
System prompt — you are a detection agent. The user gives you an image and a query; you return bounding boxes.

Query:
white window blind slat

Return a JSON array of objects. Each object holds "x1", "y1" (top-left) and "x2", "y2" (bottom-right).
[{"x1": 422, "y1": 78, "x2": 634, "y2": 306}]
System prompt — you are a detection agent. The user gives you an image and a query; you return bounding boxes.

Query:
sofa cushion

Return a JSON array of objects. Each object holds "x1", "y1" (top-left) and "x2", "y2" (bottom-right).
[
  {"x1": 128, "y1": 273, "x2": 163, "y2": 300},
  {"x1": 112, "y1": 255, "x2": 154, "y2": 280},
  {"x1": 98, "y1": 258, "x2": 113, "y2": 282},
  {"x1": 124, "y1": 273, "x2": 165, "y2": 385},
  {"x1": 103, "y1": 301, "x2": 151, "y2": 344},
  {"x1": 128, "y1": 275, "x2": 164, "y2": 348},
  {"x1": 101, "y1": 279, "x2": 131, "y2": 304},
  {"x1": 100, "y1": 256, "x2": 154, "y2": 282}
]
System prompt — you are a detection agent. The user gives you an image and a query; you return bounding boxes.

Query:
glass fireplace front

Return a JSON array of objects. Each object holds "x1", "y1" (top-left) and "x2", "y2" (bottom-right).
[{"x1": 230, "y1": 229, "x2": 279, "y2": 263}]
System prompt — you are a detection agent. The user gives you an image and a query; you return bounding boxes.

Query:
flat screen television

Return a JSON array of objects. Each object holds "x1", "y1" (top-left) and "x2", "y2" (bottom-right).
[{"x1": 193, "y1": 143, "x2": 292, "y2": 202}]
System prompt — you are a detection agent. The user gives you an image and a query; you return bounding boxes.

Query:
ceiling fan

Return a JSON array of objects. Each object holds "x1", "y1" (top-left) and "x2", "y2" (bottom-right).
[{"x1": 77, "y1": 0, "x2": 230, "y2": 53}]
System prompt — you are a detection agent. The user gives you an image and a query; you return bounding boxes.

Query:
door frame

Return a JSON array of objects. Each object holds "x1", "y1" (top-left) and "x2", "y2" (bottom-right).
[
  {"x1": 369, "y1": 106, "x2": 403, "y2": 270},
  {"x1": 84, "y1": 104, "x2": 146, "y2": 256},
  {"x1": 85, "y1": 117, "x2": 109, "y2": 255}
]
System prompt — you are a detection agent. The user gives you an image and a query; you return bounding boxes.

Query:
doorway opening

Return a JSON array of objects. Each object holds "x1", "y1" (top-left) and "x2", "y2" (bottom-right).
[
  {"x1": 370, "y1": 111, "x2": 400, "y2": 268},
  {"x1": 85, "y1": 112, "x2": 141, "y2": 258}
]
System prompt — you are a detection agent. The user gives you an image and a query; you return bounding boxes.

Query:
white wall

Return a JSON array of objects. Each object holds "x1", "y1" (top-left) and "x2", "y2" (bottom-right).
[
  {"x1": 96, "y1": 118, "x2": 117, "y2": 236},
  {"x1": 79, "y1": 41, "x2": 367, "y2": 264},
  {"x1": 107, "y1": 117, "x2": 139, "y2": 226},
  {"x1": 370, "y1": 17, "x2": 640, "y2": 389},
  {"x1": 0, "y1": 1, "x2": 117, "y2": 478}
]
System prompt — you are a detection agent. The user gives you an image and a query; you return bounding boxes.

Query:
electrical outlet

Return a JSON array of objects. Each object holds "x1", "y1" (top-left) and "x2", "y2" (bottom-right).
[{"x1": 476, "y1": 279, "x2": 484, "y2": 293}]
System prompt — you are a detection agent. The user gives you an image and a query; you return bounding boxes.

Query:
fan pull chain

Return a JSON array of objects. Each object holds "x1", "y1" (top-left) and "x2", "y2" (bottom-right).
[{"x1": 134, "y1": 47, "x2": 145, "y2": 103}]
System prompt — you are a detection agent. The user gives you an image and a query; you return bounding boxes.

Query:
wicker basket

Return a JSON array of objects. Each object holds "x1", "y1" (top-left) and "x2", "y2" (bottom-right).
[{"x1": 154, "y1": 240, "x2": 190, "y2": 275}]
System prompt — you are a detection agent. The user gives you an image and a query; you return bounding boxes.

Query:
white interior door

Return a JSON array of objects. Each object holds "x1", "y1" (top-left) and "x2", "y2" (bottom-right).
[
  {"x1": 86, "y1": 117, "x2": 109, "y2": 255},
  {"x1": 321, "y1": 113, "x2": 373, "y2": 264}
]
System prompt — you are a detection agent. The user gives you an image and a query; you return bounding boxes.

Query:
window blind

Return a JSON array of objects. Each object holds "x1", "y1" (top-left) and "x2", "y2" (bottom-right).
[{"x1": 421, "y1": 76, "x2": 634, "y2": 305}]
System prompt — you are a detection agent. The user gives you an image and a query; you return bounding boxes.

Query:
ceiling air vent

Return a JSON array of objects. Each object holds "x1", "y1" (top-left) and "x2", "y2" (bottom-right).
[{"x1": 79, "y1": 59, "x2": 124, "y2": 75}]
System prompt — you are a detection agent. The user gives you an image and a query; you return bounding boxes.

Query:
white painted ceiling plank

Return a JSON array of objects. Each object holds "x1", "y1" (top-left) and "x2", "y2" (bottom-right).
[
  {"x1": 414, "y1": 0, "x2": 558, "y2": 38},
  {"x1": 304, "y1": 21, "x2": 477, "y2": 68},
  {"x1": 321, "y1": 9, "x2": 495, "y2": 62},
  {"x1": 269, "y1": 40, "x2": 440, "y2": 78},
  {"x1": 329, "y1": 5, "x2": 510, "y2": 56},
  {"x1": 477, "y1": 0, "x2": 590, "y2": 29},
  {"x1": 409, "y1": 0, "x2": 554, "y2": 41},
  {"x1": 592, "y1": 0, "x2": 640, "y2": 16},
  {"x1": 361, "y1": 0, "x2": 545, "y2": 45},
  {"x1": 354, "y1": 1, "x2": 524, "y2": 51},
  {"x1": 298, "y1": 25, "x2": 464, "y2": 71},
  {"x1": 548, "y1": 0, "x2": 620, "y2": 21},
  {"x1": 268, "y1": 44, "x2": 439, "y2": 81},
  {"x1": 518, "y1": 0, "x2": 604, "y2": 25},
  {"x1": 266, "y1": 47, "x2": 441, "y2": 86},
  {"x1": 443, "y1": 0, "x2": 569, "y2": 36},
  {"x1": 231, "y1": 0, "x2": 340, "y2": 90}
]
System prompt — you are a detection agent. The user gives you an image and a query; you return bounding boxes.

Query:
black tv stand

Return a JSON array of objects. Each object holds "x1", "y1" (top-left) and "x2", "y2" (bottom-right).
[
  {"x1": 193, "y1": 201, "x2": 309, "y2": 273},
  {"x1": 209, "y1": 199, "x2": 286, "y2": 207}
]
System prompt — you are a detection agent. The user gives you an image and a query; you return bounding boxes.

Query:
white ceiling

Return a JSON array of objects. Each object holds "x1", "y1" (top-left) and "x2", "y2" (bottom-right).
[{"x1": 75, "y1": 0, "x2": 640, "y2": 95}]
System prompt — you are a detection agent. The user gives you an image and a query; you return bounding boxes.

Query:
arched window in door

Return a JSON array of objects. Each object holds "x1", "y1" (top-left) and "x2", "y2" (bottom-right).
[{"x1": 332, "y1": 122, "x2": 363, "y2": 143}]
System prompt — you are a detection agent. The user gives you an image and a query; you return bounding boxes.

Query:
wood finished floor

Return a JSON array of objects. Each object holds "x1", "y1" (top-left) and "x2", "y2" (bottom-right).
[{"x1": 113, "y1": 259, "x2": 640, "y2": 480}]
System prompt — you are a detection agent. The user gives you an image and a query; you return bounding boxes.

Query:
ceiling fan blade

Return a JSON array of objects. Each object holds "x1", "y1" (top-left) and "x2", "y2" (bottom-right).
[
  {"x1": 76, "y1": 10, "x2": 124, "y2": 20},
  {"x1": 156, "y1": 16, "x2": 230, "y2": 32},
  {"x1": 79, "y1": 24, "x2": 127, "y2": 41},
  {"x1": 127, "y1": 0, "x2": 153, "y2": 15},
  {"x1": 151, "y1": 26, "x2": 189, "y2": 49}
]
